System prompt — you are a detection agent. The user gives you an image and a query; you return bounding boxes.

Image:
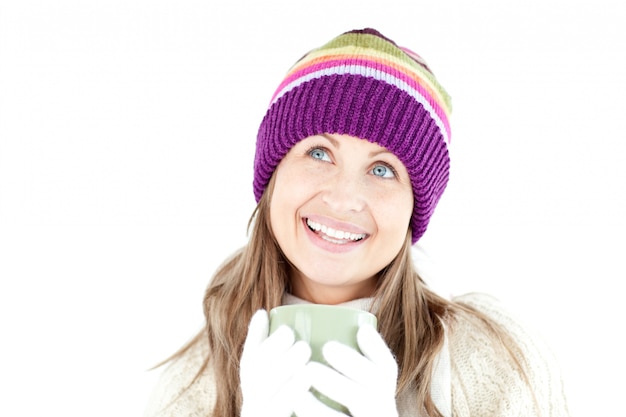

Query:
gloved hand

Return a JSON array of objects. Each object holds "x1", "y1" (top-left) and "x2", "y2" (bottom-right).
[
  {"x1": 294, "y1": 323, "x2": 399, "y2": 417},
  {"x1": 240, "y1": 309, "x2": 312, "y2": 417}
]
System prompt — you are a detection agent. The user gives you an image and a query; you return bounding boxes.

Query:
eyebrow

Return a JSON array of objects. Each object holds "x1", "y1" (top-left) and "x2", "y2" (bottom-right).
[
  {"x1": 320, "y1": 133, "x2": 393, "y2": 158},
  {"x1": 321, "y1": 133, "x2": 340, "y2": 148}
]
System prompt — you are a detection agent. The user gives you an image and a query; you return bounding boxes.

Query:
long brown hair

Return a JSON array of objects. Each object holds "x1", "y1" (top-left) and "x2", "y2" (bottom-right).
[{"x1": 163, "y1": 175, "x2": 531, "y2": 417}]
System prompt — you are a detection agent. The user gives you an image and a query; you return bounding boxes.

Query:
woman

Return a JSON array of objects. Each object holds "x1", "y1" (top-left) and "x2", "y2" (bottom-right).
[{"x1": 144, "y1": 28, "x2": 569, "y2": 417}]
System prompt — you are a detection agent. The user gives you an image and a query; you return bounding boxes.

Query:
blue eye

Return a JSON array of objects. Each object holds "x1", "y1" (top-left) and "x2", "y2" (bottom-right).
[
  {"x1": 372, "y1": 164, "x2": 395, "y2": 178},
  {"x1": 308, "y1": 147, "x2": 331, "y2": 162}
]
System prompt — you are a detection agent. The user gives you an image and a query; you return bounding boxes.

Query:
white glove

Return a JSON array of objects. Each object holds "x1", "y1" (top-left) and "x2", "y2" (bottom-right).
[
  {"x1": 240, "y1": 309, "x2": 312, "y2": 417},
  {"x1": 294, "y1": 323, "x2": 399, "y2": 417}
]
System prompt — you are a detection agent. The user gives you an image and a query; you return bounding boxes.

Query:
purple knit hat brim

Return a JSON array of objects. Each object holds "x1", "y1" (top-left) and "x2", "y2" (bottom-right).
[{"x1": 254, "y1": 74, "x2": 450, "y2": 243}]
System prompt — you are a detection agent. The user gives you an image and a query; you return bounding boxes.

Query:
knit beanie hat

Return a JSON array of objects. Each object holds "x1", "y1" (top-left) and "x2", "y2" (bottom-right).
[{"x1": 254, "y1": 28, "x2": 452, "y2": 244}]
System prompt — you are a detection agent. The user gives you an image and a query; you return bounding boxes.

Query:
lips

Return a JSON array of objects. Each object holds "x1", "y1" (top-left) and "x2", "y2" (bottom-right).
[{"x1": 305, "y1": 218, "x2": 367, "y2": 243}]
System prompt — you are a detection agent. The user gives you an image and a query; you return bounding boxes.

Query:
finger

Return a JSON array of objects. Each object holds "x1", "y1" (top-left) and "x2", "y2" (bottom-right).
[
  {"x1": 261, "y1": 338, "x2": 311, "y2": 392},
  {"x1": 285, "y1": 340, "x2": 312, "y2": 364},
  {"x1": 293, "y1": 391, "x2": 346, "y2": 417},
  {"x1": 275, "y1": 340, "x2": 311, "y2": 382},
  {"x1": 257, "y1": 325, "x2": 296, "y2": 361},
  {"x1": 322, "y1": 341, "x2": 375, "y2": 384},
  {"x1": 356, "y1": 324, "x2": 398, "y2": 372},
  {"x1": 306, "y1": 361, "x2": 358, "y2": 410},
  {"x1": 274, "y1": 361, "x2": 314, "y2": 417},
  {"x1": 242, "y1": 310, "x2": 269, "y2": 357}
]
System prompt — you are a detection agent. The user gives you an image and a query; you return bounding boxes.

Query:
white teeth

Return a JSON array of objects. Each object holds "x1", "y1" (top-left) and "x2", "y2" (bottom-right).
[{"x1": 306, "y1": 219, "x2": 366, "y2": 241}]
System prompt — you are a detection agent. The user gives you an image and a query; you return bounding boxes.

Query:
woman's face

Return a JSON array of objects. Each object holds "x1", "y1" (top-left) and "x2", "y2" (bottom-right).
[{"x1": 270, "y1": 133, "x2": 413, "y2": 304}]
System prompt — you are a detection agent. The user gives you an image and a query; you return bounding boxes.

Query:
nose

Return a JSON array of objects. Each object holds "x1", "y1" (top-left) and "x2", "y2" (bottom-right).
[{"x1": 320, "y1": 170, "x2": 366, "y2": 213}]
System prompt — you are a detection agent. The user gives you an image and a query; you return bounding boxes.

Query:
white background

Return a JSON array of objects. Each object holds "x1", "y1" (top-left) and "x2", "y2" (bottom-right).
[{"x1": 1, "y1": 1, "x2": 624, "y2": 416}]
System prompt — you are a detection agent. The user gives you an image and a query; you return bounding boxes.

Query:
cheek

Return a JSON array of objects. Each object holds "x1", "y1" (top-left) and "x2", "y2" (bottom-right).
[
  {"x1": 269, "y1": 173, "x2": 290, "y2": 236},
  {"x1": 376, "y1": 190, "x2": 414, "y2": 235},
  {"x1": 272, "y1": 163, "x2": 323, "y2": 207},
  {"x1": 269, "y1": 165, "x2": 313, "y2": 235}
]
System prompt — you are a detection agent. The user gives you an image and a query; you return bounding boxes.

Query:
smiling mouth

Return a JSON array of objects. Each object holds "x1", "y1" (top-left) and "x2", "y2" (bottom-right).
[{"x1": 305, "y1": 218, "x2": 367, "y2": 244}]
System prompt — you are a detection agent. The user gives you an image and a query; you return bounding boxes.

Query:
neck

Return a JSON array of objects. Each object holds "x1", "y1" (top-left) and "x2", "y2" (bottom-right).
[{"x1": 289, "y1": 275, "x2": 377, "y2": 305}]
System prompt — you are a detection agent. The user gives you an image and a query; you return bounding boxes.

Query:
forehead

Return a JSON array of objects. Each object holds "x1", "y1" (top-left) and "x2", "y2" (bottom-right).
[{"x1": 303, "y1": 133, "x2": 393, "y2": 154}]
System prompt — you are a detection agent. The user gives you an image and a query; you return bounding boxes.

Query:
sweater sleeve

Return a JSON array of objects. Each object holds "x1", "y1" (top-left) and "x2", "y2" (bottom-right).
[
  {"x1": 448, "y1": 293, "x2": 569, "y2": 417},
  {"x1": 143, "y1": 335, "x2": 216, "y2": 417}
]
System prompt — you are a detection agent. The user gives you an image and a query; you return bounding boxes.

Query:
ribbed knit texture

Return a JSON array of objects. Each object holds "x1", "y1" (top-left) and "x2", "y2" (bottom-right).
[{"x1": 254, "y1": 28, "x2": 453, "y2": 243}]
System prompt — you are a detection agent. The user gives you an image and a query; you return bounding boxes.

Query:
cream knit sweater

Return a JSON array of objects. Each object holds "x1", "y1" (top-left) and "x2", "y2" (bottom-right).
[{"x1": 143, "y1": 293, "x2": 569, "y2": 417}]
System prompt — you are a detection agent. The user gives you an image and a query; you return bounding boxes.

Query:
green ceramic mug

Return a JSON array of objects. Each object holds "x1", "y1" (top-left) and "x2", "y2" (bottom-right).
[{"x1": 269, "y1": 304, "x2": 378, "y2": 414}]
